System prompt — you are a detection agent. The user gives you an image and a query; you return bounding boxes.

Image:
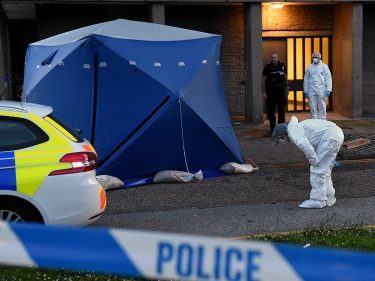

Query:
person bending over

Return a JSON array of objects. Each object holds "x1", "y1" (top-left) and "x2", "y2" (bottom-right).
[{"x1": 272, "y1": 116, "x2": 344, "y2": 208}]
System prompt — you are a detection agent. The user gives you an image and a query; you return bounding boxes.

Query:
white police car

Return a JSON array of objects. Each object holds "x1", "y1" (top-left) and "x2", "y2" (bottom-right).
[{"x1": 0, "y1": 101, "x2": 106, "y2": 225}]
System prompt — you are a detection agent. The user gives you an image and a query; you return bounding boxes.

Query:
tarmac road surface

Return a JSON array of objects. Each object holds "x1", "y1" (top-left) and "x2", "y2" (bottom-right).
[{"x1": 93, "y1": 159, "x2": 375, "y2": 237}]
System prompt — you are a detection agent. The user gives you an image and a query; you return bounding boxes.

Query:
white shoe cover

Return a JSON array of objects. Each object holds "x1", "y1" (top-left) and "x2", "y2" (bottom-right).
[
  {"x1": 327, "y1": 197, "x2": 336, "y2": 207},
  {"x1": 299, "y1": 199, "x2": 327, "y2": 209}
]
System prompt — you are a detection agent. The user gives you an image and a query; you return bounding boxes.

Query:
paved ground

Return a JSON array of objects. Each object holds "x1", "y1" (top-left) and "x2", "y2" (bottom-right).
[{"x1": 93, "y1": 114, "x2": 375, "y2": 237}]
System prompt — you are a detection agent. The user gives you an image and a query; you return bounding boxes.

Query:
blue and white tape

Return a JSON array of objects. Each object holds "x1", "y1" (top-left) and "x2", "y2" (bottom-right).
[{"x1": 1, "y1": 222, "x2": 375, "y2": 281}]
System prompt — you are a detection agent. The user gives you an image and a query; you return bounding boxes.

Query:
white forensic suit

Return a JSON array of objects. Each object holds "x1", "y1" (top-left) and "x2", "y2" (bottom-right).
[
  {"x1": 303, "y1": 61, "x2": 332, "y2": 119},
  {"x1": 287, "y1": 116, "x2": 344, "y2": 208}
]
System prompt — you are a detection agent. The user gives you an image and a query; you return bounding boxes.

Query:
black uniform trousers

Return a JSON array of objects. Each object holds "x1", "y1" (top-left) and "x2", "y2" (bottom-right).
[{"x1": 266, "y1": 85, "x2": 286, "y2": 131}]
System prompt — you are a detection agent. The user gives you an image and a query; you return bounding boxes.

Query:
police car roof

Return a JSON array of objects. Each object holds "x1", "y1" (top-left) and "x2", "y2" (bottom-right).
[{"x1": 0, "y1": 101, "x2": 52, "y2": 117}]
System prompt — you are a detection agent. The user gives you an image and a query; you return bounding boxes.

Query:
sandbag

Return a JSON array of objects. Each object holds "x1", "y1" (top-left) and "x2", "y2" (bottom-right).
[
  {"x1": 96, "y1": 175, "x2": 124, "y2": 190},
  {"x1": 153, "y1": 170, "x2": 203, "y2": 183},
  {"x1": 220, "y1": 162, "x2": 258, "y2": 174}
]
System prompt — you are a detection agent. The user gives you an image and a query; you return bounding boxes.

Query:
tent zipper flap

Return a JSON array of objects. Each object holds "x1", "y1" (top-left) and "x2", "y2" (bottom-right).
[
  {"x1": 91, "y1": 53, "x2": 99, "y2": 145},
  {"x1": 98, "y1": 95, "x2": 171, "y2": 167}
]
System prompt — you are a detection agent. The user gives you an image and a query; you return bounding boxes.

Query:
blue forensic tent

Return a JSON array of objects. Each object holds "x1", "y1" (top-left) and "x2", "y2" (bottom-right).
[{"x1": 23, "y1": 19, "x2": 244, "y2": 187}]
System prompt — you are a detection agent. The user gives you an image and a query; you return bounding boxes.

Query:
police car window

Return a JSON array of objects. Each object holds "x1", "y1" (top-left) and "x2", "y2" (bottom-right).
[
  {"x1": 0, "y1": 116, "x2": 49, "y2": 151},
  {"x1": 46, "y1": 114, "x2": 84, "y2": 143}
]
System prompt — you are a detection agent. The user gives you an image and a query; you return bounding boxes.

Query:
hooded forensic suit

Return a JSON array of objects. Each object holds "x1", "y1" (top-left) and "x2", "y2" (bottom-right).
[
  {"x1": 287, "y1": 116, "x2": 344, "y2": 208},
  {"x1": 303, "y1": 60, "x2": 332, "y2": 119}
]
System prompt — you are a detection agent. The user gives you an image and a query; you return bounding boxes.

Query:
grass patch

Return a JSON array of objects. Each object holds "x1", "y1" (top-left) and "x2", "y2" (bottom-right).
[
  {"x1": 0, "y1": 266, "x2": 142, "y2": 281},
  {"x1": 250, "y1": 226, "x2": 375, "y2": 252}
]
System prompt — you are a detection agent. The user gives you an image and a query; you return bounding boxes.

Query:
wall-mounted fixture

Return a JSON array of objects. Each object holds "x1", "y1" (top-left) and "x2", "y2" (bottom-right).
[{"x1": 271, "y1": 2, "x2": 284, "y2": 9}]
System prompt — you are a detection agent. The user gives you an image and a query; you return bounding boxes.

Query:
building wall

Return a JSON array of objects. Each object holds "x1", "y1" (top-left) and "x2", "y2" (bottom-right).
[
  {"x1": 166, "y1": 4, "x2": 335, "y2": 117},
  {"x1": 262, "y1": 4, "x2": 333, "y2": 31},
  {"x1": 352, "y1": 3, "x2": 363, "y2": 118},
  {"x1": 35, "y1": 4, "x2": 148, "y2": 40},
  {"x1": 35, "y1": 4, "x2": 246, "y2": 116},
  {"x1": 363, "y1": 4, "x2": 375, "y2": 117},
  {"x1": 8, "y1": 3, "x2": 345, "y2": 118},
  {"x1": 166, "y1": 5, "x2": 245, "y2": 117}
]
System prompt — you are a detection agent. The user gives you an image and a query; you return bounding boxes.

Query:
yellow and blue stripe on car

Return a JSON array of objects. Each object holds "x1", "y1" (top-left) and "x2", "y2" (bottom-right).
[
  {"x1": 0, "y1": 112, "x2": 97, "y2": 196},
  {"x1": 0, "y1": 151, "x2": 16, "y2": 191}
]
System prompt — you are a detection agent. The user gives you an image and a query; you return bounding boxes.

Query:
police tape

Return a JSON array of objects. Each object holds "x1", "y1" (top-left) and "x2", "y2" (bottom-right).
[{"x1": 1, "y1": 222, "x2": 375, "y2": 281}]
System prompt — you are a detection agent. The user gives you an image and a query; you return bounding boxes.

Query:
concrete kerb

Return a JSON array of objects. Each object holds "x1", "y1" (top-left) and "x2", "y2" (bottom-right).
[{"x1": 228, "y1": 224, "x2": 375, "y2": 241}]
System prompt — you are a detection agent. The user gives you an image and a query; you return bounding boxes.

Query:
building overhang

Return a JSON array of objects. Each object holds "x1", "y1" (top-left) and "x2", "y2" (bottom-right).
[{"x1": 0, "y1": 0, "x2": 370, "y2": 19}]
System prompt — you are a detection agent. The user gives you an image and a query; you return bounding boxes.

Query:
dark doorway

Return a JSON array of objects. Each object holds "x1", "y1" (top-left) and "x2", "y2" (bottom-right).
[
  {"x1": 9, "y1": 20, "x2": 37, "y2": 100},
  {"x1": 262, "y1": 38, "x2": 287, "y2": 67}
]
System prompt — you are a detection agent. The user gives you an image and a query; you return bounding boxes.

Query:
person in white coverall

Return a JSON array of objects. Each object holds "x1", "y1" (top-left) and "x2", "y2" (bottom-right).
[
  {"x1": 272, "y1": 116, "x2": 344, "y2": 208},
  {"x1": 303, "y1": 52, "x2": 332, "y2": 119}
]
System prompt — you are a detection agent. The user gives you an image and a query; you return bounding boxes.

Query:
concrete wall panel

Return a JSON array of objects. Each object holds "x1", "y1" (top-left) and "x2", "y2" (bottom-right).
[
  {"x1": 352, "y1": 3, "x2": 362, "y2": 118},
  {"x1": 333, "y1": 3, "x2": 353, "y2": 117},
  {"x1": 244, "y1": 2, "x2": 263, "y2": 123},
  {"x1": 36, "y1": 4, "x2": 148, "y2": 40},
  {"x1": 363, "y1": 4, "x2": 375, "y2": 117}
]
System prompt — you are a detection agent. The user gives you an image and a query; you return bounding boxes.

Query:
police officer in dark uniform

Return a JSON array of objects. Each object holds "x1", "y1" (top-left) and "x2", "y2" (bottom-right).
[{"x1": 262, "y1": 52, "x2": 288, "y2": 132}]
